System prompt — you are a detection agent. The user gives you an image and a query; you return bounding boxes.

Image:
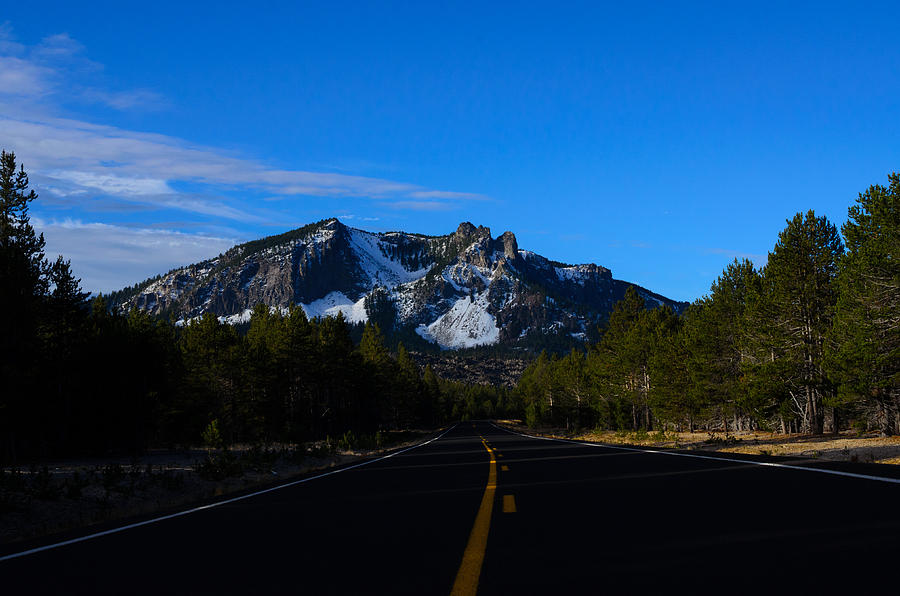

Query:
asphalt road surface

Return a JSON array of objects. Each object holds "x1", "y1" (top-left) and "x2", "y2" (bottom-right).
[{"x1": 4, "y1": 420, "x2": 900, "y2": 594}]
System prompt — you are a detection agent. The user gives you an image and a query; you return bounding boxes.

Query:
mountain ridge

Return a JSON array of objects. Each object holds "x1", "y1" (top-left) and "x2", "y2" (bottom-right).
[{"x1": 109, "y1": 218, "x2": 687, "y2": 350}]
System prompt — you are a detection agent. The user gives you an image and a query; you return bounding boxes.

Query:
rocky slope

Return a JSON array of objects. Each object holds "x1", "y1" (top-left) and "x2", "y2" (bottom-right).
[
  {"x1": 110, "y1": 218, "x2": 686, "y2": 349},
  {"x1": 410, "y1": 352, "x2": 531, "y2": 388}
]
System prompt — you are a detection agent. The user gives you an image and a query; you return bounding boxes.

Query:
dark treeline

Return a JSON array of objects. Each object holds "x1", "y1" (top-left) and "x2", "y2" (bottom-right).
[
  {"x1": 517, "y1": 174, "x2": 899, "y2": 436},
  {"x1": 0, "y1": 152, "x2": 511, "y2": 464}
]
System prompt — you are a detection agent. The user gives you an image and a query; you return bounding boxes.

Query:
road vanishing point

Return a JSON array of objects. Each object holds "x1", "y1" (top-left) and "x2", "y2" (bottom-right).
[{"x1": 4, "y1": 420, "x2": 900, "y2": 594}]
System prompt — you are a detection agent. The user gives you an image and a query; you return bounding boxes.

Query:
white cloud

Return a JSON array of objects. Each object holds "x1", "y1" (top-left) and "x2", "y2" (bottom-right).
[
  {"x1": 0, "y1": 22, "x2": 24, "y2": 54},
  {"x1": 35, "y1": 218, "x2": 237, "y2": 293},
  {"x1": 409, "y1": 190, "x2": 487, "y2": 201},
  {"x1": 33, "y1": 33, "x2": 86, "y2": 60},
  {"x1": 0, "y1": 55, "x2": 54, "y2": 96},
  {"x1": 48, "y1": 170, "x2": 173, "y2": 196},
  {"x1": 1, "y1": 115, "x2": 484, "y2": 207},
  {"x1": 79, "y1": 87, "x2": 168, "y2": 111}
]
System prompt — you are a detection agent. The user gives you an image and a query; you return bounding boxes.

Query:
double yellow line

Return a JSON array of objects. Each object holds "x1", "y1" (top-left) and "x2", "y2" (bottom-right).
[{"x1": 450, "y1": 437, "x2": 498, "y2": 596}]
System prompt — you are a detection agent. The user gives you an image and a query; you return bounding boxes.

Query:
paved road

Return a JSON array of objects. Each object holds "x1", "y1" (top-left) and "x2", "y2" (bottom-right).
[{"x1": 4, "y1": 421, "x2": 900, "y2": 594}]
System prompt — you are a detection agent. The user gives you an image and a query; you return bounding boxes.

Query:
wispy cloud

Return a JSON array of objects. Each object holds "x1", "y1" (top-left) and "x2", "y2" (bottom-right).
[
  {"x1": 79, "y1": 87, "x2": 168, "y2": 111},
  {"x1": 31, "y1": 33, "x2": 86, "y2": 60},
  {"x1": 0, "y1": 55, "x2": 54, "y2": 95},
  {"x1": 409, "y1": 190, "x2": 488, "y2": 201},
  {"x1": 1, "y1": 115, "x2": 483, "y2": 207},
  {"x1": 0, "y1": 29, "x2": 486, "y2": 218},
  {"x1": 48, "y1": 170, "x2": 173, "y2": 196},
  {"x1": 380, "y1": 200, "x2": 456, "y2": 211},
  {"x1": 35, "y1": 218, "x2": 237, "y2": 293},
  {"x1": 0, "y1": 29, "x2": 99, "y2": 99}
]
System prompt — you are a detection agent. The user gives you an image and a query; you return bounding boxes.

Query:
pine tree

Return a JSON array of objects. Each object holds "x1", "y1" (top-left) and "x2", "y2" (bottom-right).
[
  {"x1": 0, "y1": 151, "x2": 49, "y2": 461},
  {"x1": 744, "y1": 211, "x2": 843, "y2": 434},
  {"x1": 395, "y1": 343, "x2": 425, "y2": 427},
  {"x1": 683, "y1": 260, "x2": 760, "y2": 431},
  {"x1": 557, "y1": 349, "x2": 589, "y2": 430},
  {"x1": 317, "y1": 313, "x2": 365, "y2": 434},
  {"x1": 358, "y1": 321, "x2": 396, "y2": 427},
  {"x1": 648, "y1": 307, "x2": 694, "y2": 431},
  {"x1": 359, "y1": 321, "x2": 391, "y2": 368},
  {"x1": 422, "y1": 364, "x2": 443, "y2": 423},
  {"x1": 245, "y1": 304, "x2": 288, "y2": 441},
  {"x1": 831, "y1": 174, "x2": 900, "y2": 434},
  {"x1": 282, "y1": 305, "x2": 315, "y2": 441},
  {"x1": 180, "y1": 312, "x2": 242, "y2": 445},
  {"x1": 516, "y1": 350, "x2": 552, "y2": 427},
  {"x1": 41, "y1": 256, "x2": 90, "y2": 451},
  {"x1": 593, "y1": 286, "x2": 654, "y2": 430}
]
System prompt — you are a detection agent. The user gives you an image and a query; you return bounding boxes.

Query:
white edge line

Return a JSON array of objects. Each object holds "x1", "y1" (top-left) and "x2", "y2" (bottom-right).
[
  {"x1": 491, "y1": 423, "x2": 900, "y2": 485},
  {"x1": 0, "y1": 424, "x2": 458, "y2": 564}
]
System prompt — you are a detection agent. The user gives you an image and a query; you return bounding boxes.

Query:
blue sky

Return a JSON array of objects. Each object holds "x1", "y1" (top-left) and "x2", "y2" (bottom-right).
[{"x1": 2, "y1": 1, "x2": 898, "y2": 300}]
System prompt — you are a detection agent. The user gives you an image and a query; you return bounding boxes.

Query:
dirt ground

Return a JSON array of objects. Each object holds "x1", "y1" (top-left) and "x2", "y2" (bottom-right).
[
  {"x1": 0, "y1": 432, "x2": 430, "y2": 547},
  {"x1": 496, "y1": 421, "x2": 900, "y2": 465}
]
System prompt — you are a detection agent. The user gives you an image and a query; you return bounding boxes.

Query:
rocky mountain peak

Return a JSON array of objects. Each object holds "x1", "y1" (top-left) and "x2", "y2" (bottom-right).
[
  {"x1": 454, "y1": 222, "x2": 492, "y2": 241},
  {"x1": 322, "y1": 218, "x2": 345, "y2": 233},
  {"x1": 455, "y1": 221, "x2": 477, "y2": 237},
  {"x1": 497, "y1": 231, "x2": 518, "y2": 260}
]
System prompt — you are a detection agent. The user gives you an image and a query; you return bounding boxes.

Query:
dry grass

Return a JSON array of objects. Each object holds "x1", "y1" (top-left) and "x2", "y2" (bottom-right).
[
  {"x1": 0, "y1": 432, "x2": 430, "y2": 547},
  {"x1": 499, "y1": 422, "x2": 900, "y2": 465}
]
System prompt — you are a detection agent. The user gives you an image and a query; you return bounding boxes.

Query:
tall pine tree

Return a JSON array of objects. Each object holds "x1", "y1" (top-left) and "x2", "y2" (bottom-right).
[
  {"x1": 830, "y1": 174, "x2": 900, "y2": 434},
  {"x1": 0, "y1": 151, "x2": 49, "y2": 461},
  {"x1": 745, "y1": 211, "x2": 843, "y2": 433}
]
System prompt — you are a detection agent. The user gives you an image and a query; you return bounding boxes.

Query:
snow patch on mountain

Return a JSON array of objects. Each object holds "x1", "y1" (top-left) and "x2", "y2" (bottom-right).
[
  {"x1": 220, "y1": 309, "x2": 254, "y2": 325},
  {"x1": 308, "y1": 223, "x2": 338, "y2": 246},
  {"x1": 415, "y1": 293, "x2": 500, "y2": 349},
  {"x1": 444, "y1": 261, "x2": 491, "y2": 291},
  {"x1": 301, "y1": 291, "x2": 368, "y2": 324},
  {"x1": 347, "y1": 228, "x2": 430, "y2": 289},
  {"x1": 555, "y1": 266, "x2": 589, "y2": 285}
]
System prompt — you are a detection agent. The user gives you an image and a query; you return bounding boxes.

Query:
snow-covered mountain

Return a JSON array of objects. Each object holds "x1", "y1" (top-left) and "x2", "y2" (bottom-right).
[{"x1": 110, "y1": 218, "x2": 686, "y2": 349}]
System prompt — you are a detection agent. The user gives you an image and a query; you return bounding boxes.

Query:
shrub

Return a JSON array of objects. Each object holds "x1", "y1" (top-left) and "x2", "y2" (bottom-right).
[
  {"x1": 64, "y1": 471, "x2": 90, "y2": 499},
  {"x1": 202, "y1": 419, "x2": 223, "y2": 449},
  {"x1": 196, "y1": 450, "x2": 243, "y2": 480},
  {"x1": 102, "y1": 464, "x2": 125, "y2": 491},
  {"x1": 31, "y1": 466, "x2": 61, "y2": 500}
]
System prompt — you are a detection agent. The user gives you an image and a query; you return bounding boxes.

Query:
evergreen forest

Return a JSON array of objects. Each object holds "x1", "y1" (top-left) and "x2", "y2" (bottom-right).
[
  {"x1": 1, "y1": 149, "x2": 898, "y2": 463},
  {"x1": 518, "y1": 179, "x2": 899, "y2": 436}
]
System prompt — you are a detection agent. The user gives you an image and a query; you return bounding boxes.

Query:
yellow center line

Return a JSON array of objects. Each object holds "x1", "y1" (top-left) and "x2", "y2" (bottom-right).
[
  {"x1": 501, "y1": 465, "x2": 509, "y2": 472},
  {"x1": 450, "y1": 436, "x2": 497, "y2": 596},
  {"x1": 502, "y1": 494, "x2": 516, "y2": 513}
]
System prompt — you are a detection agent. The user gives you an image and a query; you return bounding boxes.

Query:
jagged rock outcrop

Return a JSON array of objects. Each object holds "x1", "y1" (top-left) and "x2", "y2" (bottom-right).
[{"x1": 111, "y1": 218, "x2": 687, "y2": 349}]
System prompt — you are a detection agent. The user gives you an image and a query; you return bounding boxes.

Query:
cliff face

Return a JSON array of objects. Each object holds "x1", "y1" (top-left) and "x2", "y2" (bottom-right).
[{"x1": 113, "y1": 218, "x2": 686, "y2": 349}]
